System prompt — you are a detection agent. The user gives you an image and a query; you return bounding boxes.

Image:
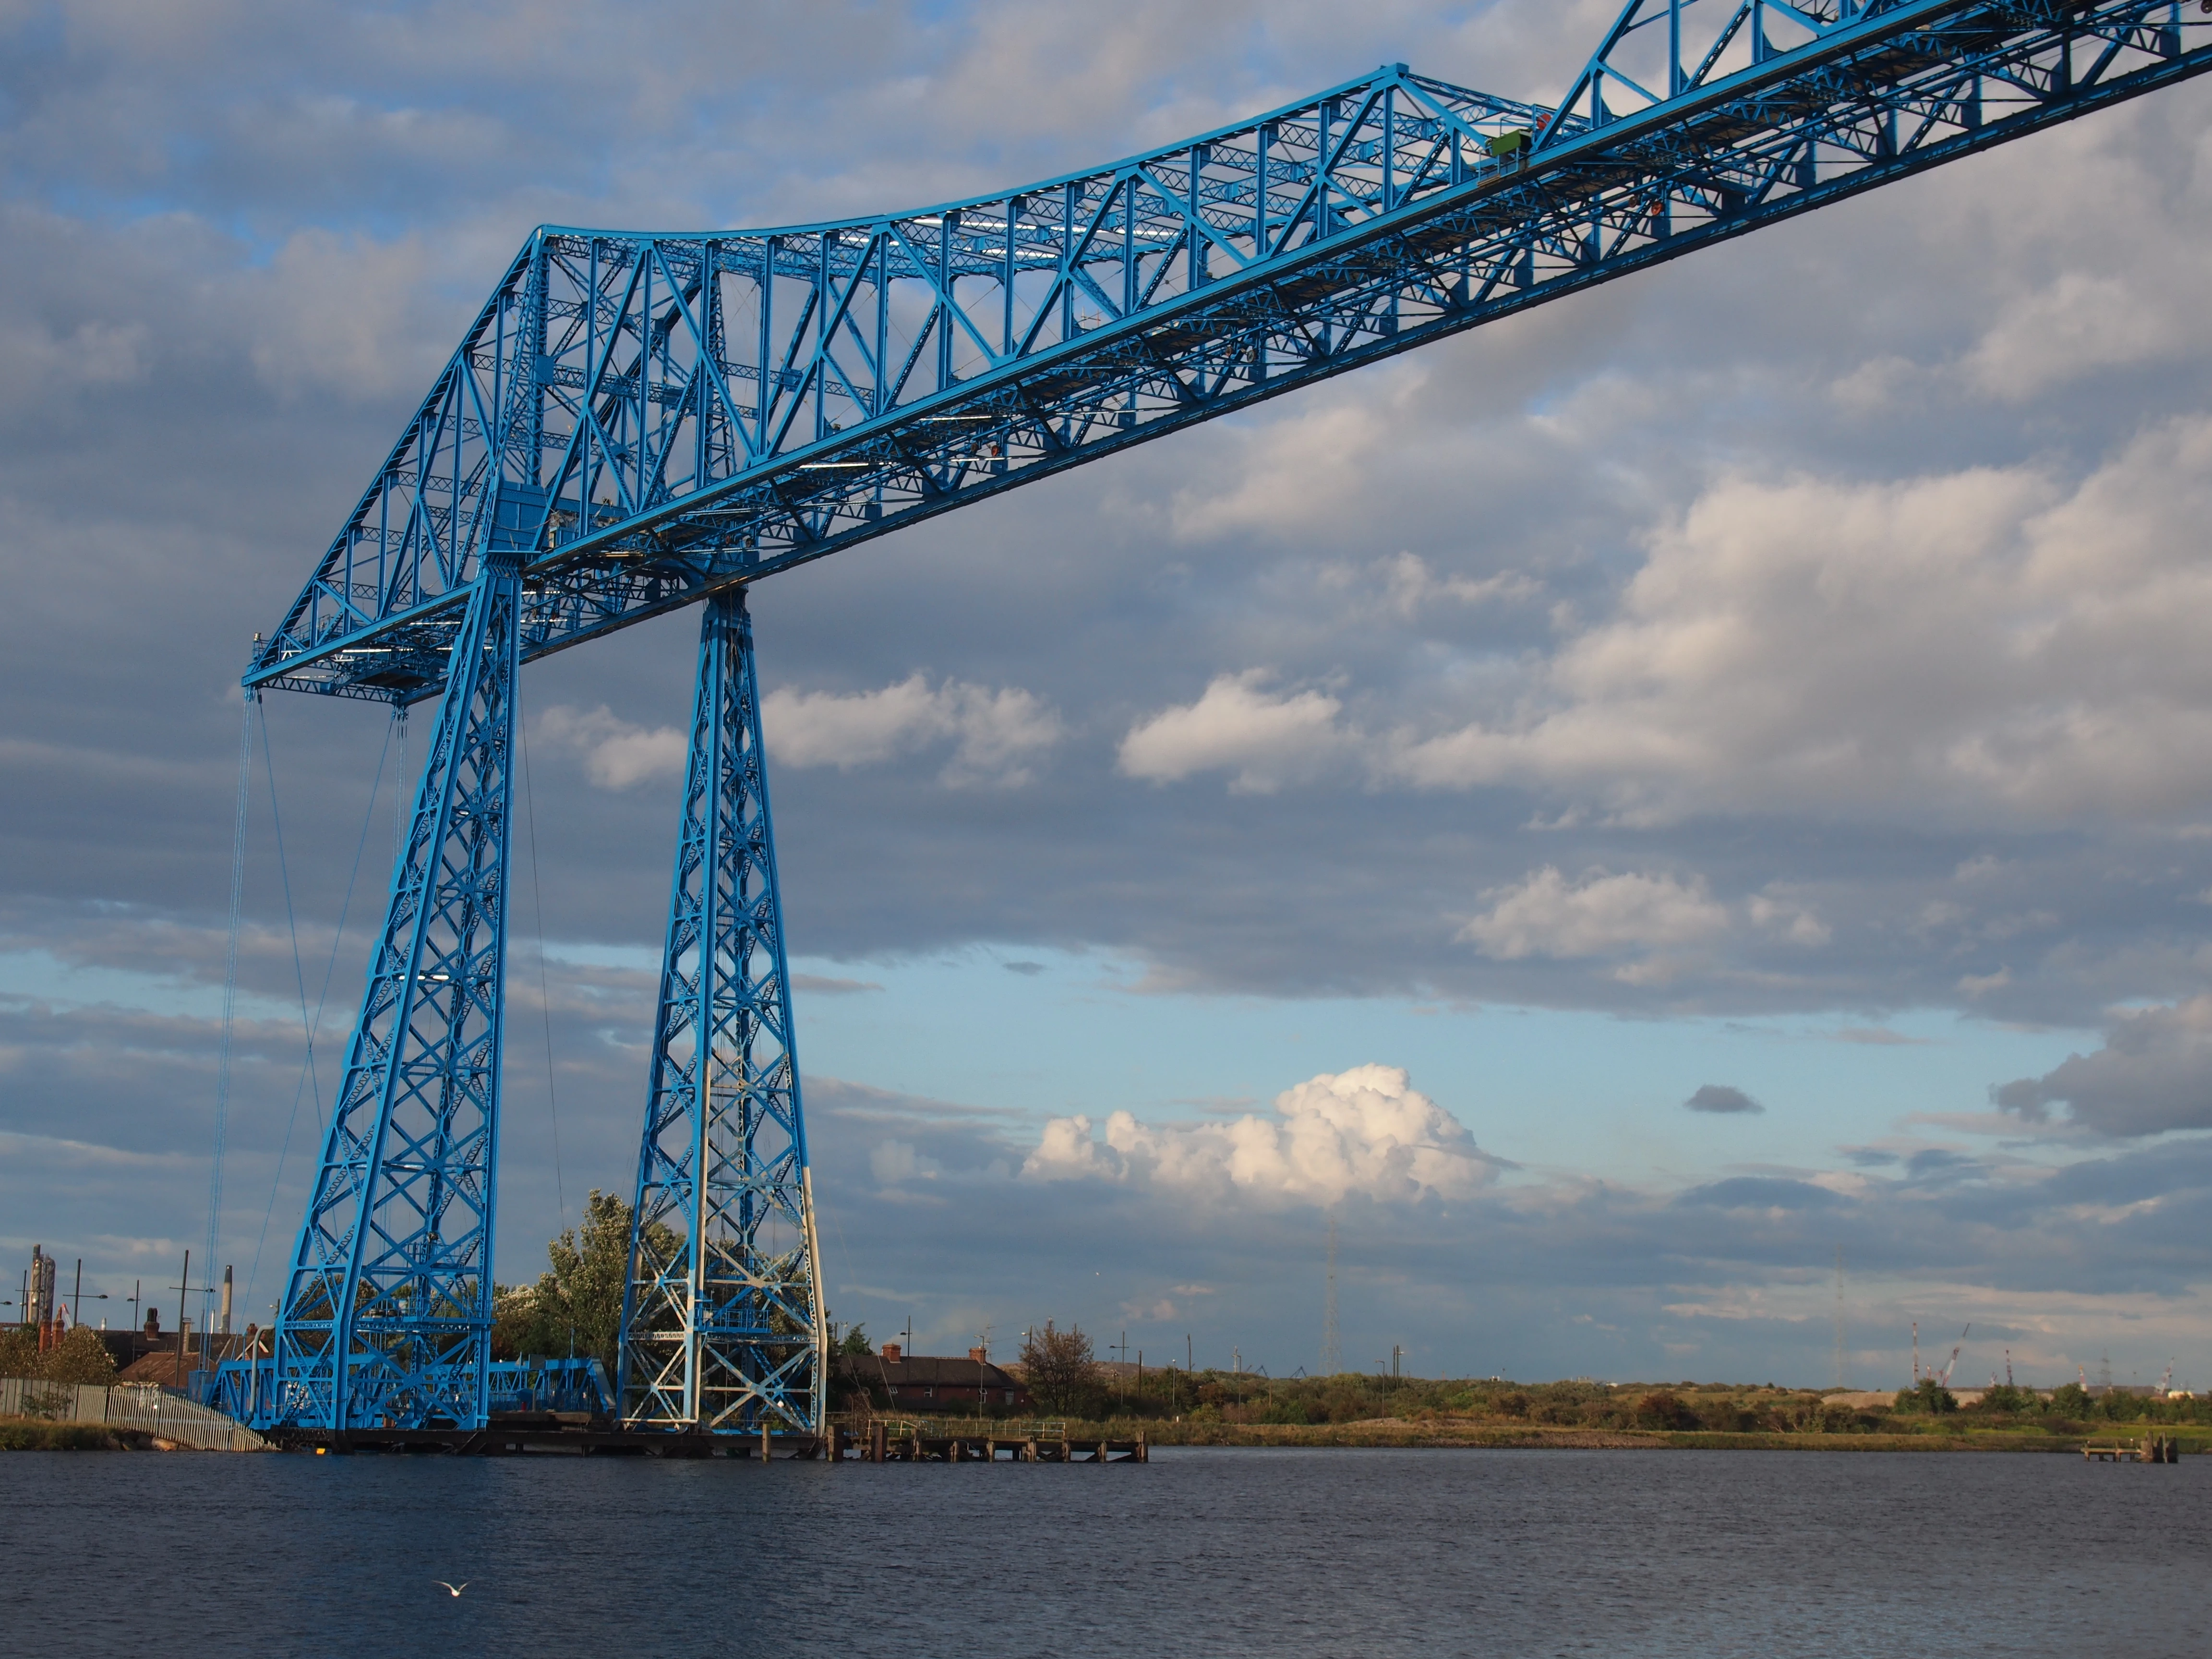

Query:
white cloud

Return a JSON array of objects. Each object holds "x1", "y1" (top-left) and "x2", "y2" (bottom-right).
[
  {"x1": 538, "y1": 675, "x2": 1062, "y2": 792},
  {"x1": 1022, "y1": 1063, "x2": 1493, "y2": 1205},
  {"x1": 534, "y1": 704, "x2": 686, "y2": 790},
  {"x1": 1458, "y1": 866, "x2": 1729, "y2": 961},
  {"x1": 1118, "y1": 671, "x2": 1349, "y2": 793},
  {"x1": 1318, "y1": 551, "x2": 1541, "y2": 620},
  {"x1": 762, "y1": 673, "x2": 1062, "y2": 787},
  {"x1": 870, "y1": 1139, "x2": 942, "y2": 1185},
  {"x1": 1387, "y1": 418, "x2": 2212, "y2": 825}
]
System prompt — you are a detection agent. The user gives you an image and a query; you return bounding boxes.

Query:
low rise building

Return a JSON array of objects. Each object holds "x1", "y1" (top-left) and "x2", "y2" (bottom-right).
[{"x1": 836, "y1": 1343, "x2": 1031, "y2": 1413}]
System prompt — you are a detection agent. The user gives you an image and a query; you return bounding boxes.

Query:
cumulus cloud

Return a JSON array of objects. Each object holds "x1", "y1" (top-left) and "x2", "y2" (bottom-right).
[
  {"x1": 1458, "y1": 866, "x2": 1730, "y2": 962},
  {"x1": 1994, "y1": 996, "x2": 2212, "y2": 1138},
  {"x1": 1118, "y1": 671, "x2": 1349, "y2": 792},
  {"x1": 537, "y1": 675, "x2": 1062, "y2": 791},
  {"x1": 762, "y1": 673, "x2": 1062, "y2": 786},
  {"x1": 1023, "y1": 1063, "x2": 1493, "y2": 1205},
  {"x1": 1685, "y1": 1084, "x2": 1763, "y2": 1115},
  {"x1": 535, "y1": 704, "x2": 686, "y2": 790},
  {"x1": 1385, "y1": 419, "x2": 2212, "y2": 824},
  {"x1": 1322, "y1": 550, "x2": 1540, "y2": 620}
]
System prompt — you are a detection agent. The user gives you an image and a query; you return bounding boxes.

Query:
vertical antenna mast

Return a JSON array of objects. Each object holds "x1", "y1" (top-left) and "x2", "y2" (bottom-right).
[
  {"x1": 1832, "y1": 1246, "x2": 1845, "y2": 1390},
  {"x1": 1321, "y1": 1218, "x2": 1340, "y2": 1377}
]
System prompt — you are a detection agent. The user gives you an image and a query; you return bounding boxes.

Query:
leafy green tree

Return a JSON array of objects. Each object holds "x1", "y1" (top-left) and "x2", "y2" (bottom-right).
[
  {"x1": 489, "y1": 1190, "x2": 681, "y2": 1372},
  {"x1": 0, "y1": 1324, "x2": 37, "y2": 1378},
  {"x1": 1019, "y1": 1321, "x2": 1099, "y2": 1415},
  {"x1": 1635, "y1": 1391, "x2": 1701, "y2": 1431},
  {"x1": 2048, "y1": 1381, "x2": 2092, "y2": 1419},
  {"x1": 1893, "y1": 1379, "x2": 1958, "y2": 1414},
  {"x1": 0, "y1": 1325, "x2": 116, "y2": 1386},
  {"x1": 36, "y1": 1326, "x2": 118, "y2": 1386},
  {"x1": 839, "y1": 1324, "x2": 874, "y2": 1357}
]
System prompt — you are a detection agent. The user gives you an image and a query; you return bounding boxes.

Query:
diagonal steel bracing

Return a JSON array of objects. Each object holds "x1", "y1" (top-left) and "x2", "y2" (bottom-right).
[
  {"x1": 244, "y1": 1, "x2": 2212, "y2": 710},
  {"x1": 618, "y1": 590, "x2": 824, "y2": 1437},
  {"x1": 268, "y1": 549, "x2": 521, "y2": 1431}
]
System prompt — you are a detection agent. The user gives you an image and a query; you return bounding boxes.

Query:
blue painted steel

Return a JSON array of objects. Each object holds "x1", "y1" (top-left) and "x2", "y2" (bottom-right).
[
  {"x1": 619, "y1": 590, "x2": 824, "y2": 1436},
  {"x1": 244, "y1": 0, "x2": 2212, "y2": 707},
  {"x1": 211, "y1": 1353, "x2": 612, "y2": 1422},
  {"x1": 262, "y1": 550, "x2": 522, "y2": 1431},
  {"x1": 240, "y1": 1, "x2": 2212, "y2": 1436}
]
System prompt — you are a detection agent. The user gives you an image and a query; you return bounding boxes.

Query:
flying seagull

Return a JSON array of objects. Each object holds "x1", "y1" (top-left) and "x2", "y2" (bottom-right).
[{"x1": 435, "y1": 1582, "x2": 468, "y2": 1598}]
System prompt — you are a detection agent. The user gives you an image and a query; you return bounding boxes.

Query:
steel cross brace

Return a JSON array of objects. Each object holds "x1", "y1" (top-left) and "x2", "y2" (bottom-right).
[
  {"x1": 263, "y1": 549, "x2": 521, "y2": 1431},
  {"x1": 617, "y1": 589, "x2": 826, "y2": 1437}
]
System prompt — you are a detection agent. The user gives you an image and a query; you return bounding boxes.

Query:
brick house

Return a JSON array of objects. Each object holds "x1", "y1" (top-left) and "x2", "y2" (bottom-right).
[{"x1": 836, "y1": 1343, "x2": 1031, "y2": 1412}]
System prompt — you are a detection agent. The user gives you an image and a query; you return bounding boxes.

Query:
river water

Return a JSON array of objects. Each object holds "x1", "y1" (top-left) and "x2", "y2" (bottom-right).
[{"x1": 4, "y1": 1446, "x2": 2205, "y2": 1655}]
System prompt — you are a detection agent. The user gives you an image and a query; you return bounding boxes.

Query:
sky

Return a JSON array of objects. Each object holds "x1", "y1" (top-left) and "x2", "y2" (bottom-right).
[{"x1": 3, "y1": 0, "x2": 2211, "y2": 1395}]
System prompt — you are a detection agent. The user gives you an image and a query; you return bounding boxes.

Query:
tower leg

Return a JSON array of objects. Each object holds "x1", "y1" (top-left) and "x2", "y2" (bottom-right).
[
  {"x1": 620, "y1": 588, "x2": 825, "y2": 1436},
  {"x1": 269, "y1": 554, "x2": 522, "y2": 1431}
]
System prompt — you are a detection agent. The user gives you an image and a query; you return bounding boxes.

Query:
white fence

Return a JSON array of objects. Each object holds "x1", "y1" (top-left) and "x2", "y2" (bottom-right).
[{"x1": 0, "y1": 1377, "x2": 268, "y2": 1451}]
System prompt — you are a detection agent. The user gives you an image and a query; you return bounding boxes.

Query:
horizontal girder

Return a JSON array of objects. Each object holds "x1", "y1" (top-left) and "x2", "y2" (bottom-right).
[{"x1": 247, "y1": 0, "x2": 2212, "y2": 704}]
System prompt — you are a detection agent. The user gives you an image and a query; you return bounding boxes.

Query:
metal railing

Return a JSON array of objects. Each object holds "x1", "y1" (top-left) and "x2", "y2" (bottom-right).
[{"x1": 0, "y1": 1376, "x2": 269, "y2": 1451}]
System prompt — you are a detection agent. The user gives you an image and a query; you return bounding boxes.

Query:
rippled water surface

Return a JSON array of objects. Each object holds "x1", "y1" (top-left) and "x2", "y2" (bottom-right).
[{"x1": 5, "y1": 1446, "x2": 2207, "y2": 1656}]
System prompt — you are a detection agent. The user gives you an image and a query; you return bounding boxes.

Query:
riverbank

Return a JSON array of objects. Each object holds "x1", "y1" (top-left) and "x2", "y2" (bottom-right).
[
  {"x1": 1045, "y1": 1417, "x2": 2212, "y2": 1453},
  {"x1": 0, "y1": 1419, "x2": 152, "y2": 1451}
]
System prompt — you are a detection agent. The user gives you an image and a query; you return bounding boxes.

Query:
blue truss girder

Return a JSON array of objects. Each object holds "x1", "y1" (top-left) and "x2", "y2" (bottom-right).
[
  {"x1": 617, "y1": 590, "x2": 824, "y2": 1437},
  {"x1": 244, "y1": 0, "x2": 2212, "y2": 708},
  {"x1": 262, "y1": 551, "x2": 521, "y2": 1431}
]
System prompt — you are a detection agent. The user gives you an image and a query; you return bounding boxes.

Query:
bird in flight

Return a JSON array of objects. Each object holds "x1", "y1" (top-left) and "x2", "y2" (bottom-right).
[{"x1": 435, "y1": 1582, "x2": 469, "y2": 1598}]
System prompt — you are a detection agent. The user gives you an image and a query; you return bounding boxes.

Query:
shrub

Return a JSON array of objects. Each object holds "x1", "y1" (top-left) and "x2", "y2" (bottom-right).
[
  {"x1": 1893, "y1": 1380, "x2": 1957, "y2": 1415},
  {"x1": 1635, "y1": 1391, "x2": 1701, "y2": 1431}
]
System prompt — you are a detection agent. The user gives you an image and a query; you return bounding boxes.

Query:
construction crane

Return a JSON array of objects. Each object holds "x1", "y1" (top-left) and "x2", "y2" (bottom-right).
[
  {"x1": 227, "y1": 2, "x2": 2212, "y2": 1439},
  {"x1": 1935, "y1": 1324, "x2": 1972, "y2": 1388}
]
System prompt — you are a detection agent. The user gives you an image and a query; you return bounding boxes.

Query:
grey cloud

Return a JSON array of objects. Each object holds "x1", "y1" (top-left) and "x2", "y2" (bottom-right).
[
  {"x1": 1686, "y1": 1084, "x2": 1764, "y2": 1115},
  {"x1": 1674, "y1": 1177, "x2": 1837, "y2": 1210},
  {"x1": 1994, "y1": 996, "x2": 2212, "y2": 1137},
  {"x1": 791, "y1": 974, "x2": 885, "y2": 996}
]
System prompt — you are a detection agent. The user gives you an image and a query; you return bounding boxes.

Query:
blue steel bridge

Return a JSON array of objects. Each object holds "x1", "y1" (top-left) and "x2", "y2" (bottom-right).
[{"x1": 219, "y1": 1, "x2": 2212, "y2": 1443}]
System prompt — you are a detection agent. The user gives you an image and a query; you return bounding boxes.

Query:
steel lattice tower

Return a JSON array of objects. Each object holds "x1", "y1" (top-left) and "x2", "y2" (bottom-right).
[
  {"x1": 236, "y1": 2, "x2": 2212, "y2": 1438},
  {"x1": 270, "y1": 543, "x2": 521, "y2": 1431},
  {"x1": 620, "y1": 591, "x2": 824, "y2": 1435}
]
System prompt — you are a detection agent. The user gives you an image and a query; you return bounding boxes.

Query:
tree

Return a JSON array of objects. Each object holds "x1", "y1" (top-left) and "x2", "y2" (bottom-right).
[
  {"x1": 1893, "y1": 1379, "x2": 1958, "y2": 1414},
  {"x1": 36, "y1": 1326, "x2": 118, "y2": 1386},
  {"x1": 1019, "y1": 1321, "x2": 1099, "y2": 1415},
  {"x1": 838, "y1": 1324, "x2": 874, "y2": 1357},
  {"x1": 490, "y1": 1190, "x2": 681, "y2": 1372},
  {"x1": 0, "y1": 1325, "x2": 36, "y2": 1379},
  {"x1": 0, "y1": 1325, "x2": 116, "y2": 1386},
  {"x1": 1635, "y1": 1391, "x2": 1701, "y2": 1431},
  {"x1": 2048, "y1": 1381, "x2": 2092, "y2": 1418}
]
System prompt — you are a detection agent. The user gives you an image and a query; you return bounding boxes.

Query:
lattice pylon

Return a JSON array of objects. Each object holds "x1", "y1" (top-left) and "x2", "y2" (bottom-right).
[
  {"x1": 619, "y1": 587, "x2": 825, "y2": 1436},
  {"x1": 268, "y1": 550, "x2": 521, "y2": 1431}
]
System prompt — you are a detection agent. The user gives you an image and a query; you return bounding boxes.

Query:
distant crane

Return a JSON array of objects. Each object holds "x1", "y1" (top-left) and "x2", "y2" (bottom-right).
[{"x1": 1934, "y1": 1324, "x2": 1972, "y2": 1389}]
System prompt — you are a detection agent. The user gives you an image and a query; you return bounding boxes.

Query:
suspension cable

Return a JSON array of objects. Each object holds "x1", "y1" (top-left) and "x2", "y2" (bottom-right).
[
  {"x1": 241, "y1": 709, "x2": 395, "y2": 1322},
  {"x1": 519, "y1": 716, "x2": 568, "y2": 1232},
  {"x1": 203, "y1": 690, "x2": 256, "y2": 1351}
]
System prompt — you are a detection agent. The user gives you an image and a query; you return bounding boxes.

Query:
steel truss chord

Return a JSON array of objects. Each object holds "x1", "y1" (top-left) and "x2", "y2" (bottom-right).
[
  {"x1": 618, "y1": 587, "x2": 825, "y2": 1437},
  {"x1": 266, "y1": 549, "x2": 522, "y2": 1431}
]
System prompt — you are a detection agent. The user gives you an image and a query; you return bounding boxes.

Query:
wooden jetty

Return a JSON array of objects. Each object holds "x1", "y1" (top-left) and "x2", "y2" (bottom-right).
[
  {"x1": 837, "y1": 1418, "x2": 1148, "y2": 1463},
  {"x1": 2082, "y1": 1436, "x2": 2183, "y2": 1463}
]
